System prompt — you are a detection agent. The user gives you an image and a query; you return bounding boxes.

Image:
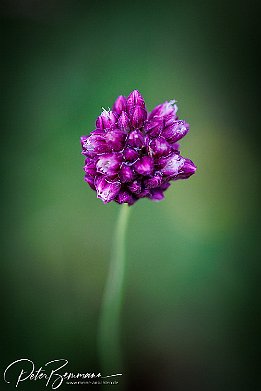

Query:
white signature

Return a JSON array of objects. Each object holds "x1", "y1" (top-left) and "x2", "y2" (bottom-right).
[{"x1": 4, "y1": 359, "x2": 122, "y2": 389}]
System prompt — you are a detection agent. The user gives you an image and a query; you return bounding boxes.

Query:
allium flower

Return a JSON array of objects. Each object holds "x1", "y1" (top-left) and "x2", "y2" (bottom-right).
[{"x1": 81, "y1": 90, "x2": 196, "y2": 205}]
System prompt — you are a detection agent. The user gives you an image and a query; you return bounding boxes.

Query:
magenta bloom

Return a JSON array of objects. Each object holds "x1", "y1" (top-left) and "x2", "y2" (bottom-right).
[{"x1": 81, "y1": 90, "x2": 196, "y2": 205}]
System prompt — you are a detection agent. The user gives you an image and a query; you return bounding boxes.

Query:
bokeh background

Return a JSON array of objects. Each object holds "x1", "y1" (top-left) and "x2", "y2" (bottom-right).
[{"x1": 1, "y1": 0, "x2": 260, "y2": 390}]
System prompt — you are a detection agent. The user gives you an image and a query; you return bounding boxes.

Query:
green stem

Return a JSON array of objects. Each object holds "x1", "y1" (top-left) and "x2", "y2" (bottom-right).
[{"x1": 98, "y1": 204, "x2": 131, "y2": 376}]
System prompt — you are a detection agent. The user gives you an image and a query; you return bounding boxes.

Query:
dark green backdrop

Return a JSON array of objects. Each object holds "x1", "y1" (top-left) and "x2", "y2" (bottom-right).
[{"x1": 1, "y1": 1, "x2": 259, "y2": 390}]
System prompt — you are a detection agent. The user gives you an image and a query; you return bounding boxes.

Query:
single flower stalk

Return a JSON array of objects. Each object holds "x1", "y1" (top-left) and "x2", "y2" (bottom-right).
[
  {"x1": 81, "y1": 90, "x2": 196, "y2": 205},
  {"x1": 80, "y1": 90, "x2": 196, "y2": 380}
]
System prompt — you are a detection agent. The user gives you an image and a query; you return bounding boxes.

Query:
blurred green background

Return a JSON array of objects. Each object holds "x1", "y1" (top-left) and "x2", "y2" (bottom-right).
[{"x1": 1, "y1": 0, "x2": 260, "y2": 390}]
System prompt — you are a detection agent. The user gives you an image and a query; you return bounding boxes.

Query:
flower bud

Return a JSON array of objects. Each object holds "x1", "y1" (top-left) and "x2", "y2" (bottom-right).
[
  {"x1": 96, "y1": 153, "x2": 122, "y2": 176},
  {"x1": 144, "y1": 117, "x2": 163, "y2": 138},
  {"x1": 82, "y1": 133, "x2": 110, "y2": 157},
  {"x1": 95, "y1": 176, "x2": 121, "y2": 203},
  {"x1": 84, "y1": 174, "x2": 96, "y2": 190},
  {"x1": 84, "y1": 158, "x2": 97, "y2": 176},
  {"x1": 123, "y1": 147, "x2": 139, "y2": 162},
  {"x1": 96, "y1": 109, "x2": 117, "y2": 130},
  {"x1": 164, "y1": 116, "x2": 176, "y2": 128},
  {"x1": 149, "y1": 100, "x2": 178, "y2": 121},
  {"x1": 134, "y1": 156, "x2": 154, "y2": 175},
  {"x1": 106, "y1": 129, "x2": 126, "y2": 151},
  {"x1": 162, "y1": 120, "x2": 189, "y2": 143},
  {"x1": 128, "y1": 130, "x2": 145, "y2": 148},
  {"x1": 119, "y1": 164, "x2": 135, "y2": 183},
  {"x1": 161, "y1": 182, "x2": 170, "y2": 191},
  {"x1": 113, "y1": 95, "x2": 127, "y2": 114},
  {"x1": 175, "y1": 158, "x2": 197, "y2": 180},
  {"x1": 116, "y1": 190, "x2": 135, "y2": 205},
  {"x1": 130, "y1": 106, "x2": 147, "y2": 129},
  {"x1": 117, "y1": 111, "x2": 130, "y2": 132},
  {"x1": 137, "y1": 189, "x2": 150, "y2": 198},
  {"x1": 127, "y1": 180, "x2": 142, "y2": 195},
  {"x1": 149, "y1": 188, "x2": 165, "y2": 201},
  {"x1": 80, "y1": 136, "x2": 88, "y2": 146},
  {"x1": 126, "y1": 90, "x2": 145, "y2": 114},
  {"x1": 172, "y1": 142, "x2": 180, "y2": 151},
  {"x1": 158, "y1": 153, "x2": 185, "y2": 176},
  {"x1": 149, "y1": 137, "x2": 171, "y2": 157},
  {"x1": 144, "y1": 174, "x2": 162, "y2": 189},
  {"x1": 148, "y1": 104, "x2": 162, "y2": 119}
]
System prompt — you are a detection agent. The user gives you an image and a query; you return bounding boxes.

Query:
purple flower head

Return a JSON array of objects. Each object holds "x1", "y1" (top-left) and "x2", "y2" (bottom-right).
[{"x1": 81, "y1": 90, "x2": 196, "y2": 205}]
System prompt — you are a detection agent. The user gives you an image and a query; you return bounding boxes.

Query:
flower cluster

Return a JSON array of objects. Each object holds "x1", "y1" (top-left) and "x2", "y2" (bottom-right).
[{"x1": 81, "y1": 90, "x2": 196, "y2": 205}]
